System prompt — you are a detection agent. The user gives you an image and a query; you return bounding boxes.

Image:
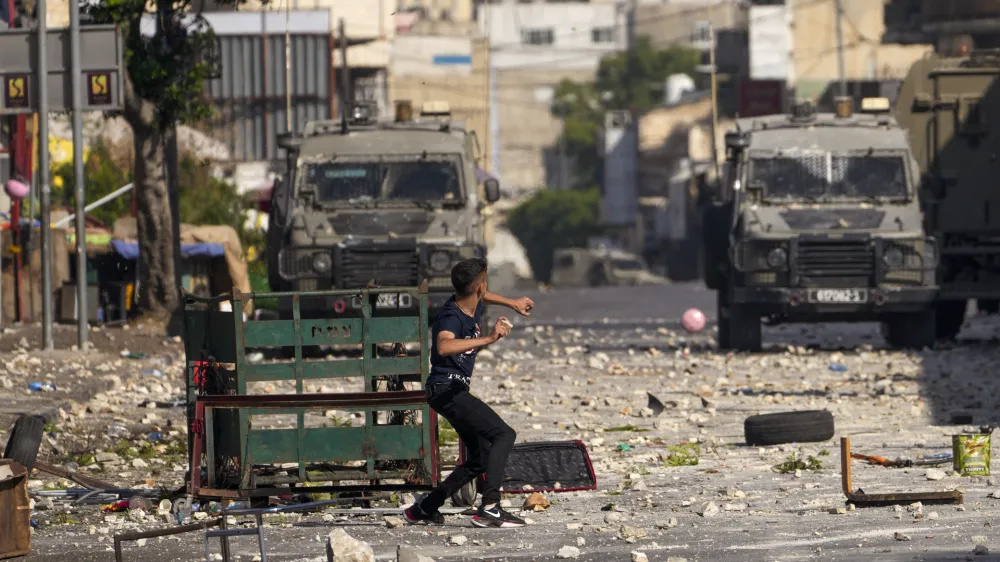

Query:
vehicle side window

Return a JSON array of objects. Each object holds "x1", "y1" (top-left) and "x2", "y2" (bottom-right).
[{"x1": 556, "y1": 254, "x2": 574, "y2": 268}]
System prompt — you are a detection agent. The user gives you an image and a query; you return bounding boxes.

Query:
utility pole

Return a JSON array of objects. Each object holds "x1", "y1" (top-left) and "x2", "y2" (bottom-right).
[
  {"x1": 284, "y1": 0, "x2": 292, "y2": 131},
  {"x1": 708, "y1": 22, "x2": 721, "y2": 185},
  {"x1": 835, "y1": 0, "x2": 847, "y2": 98},
  {"x1": 37, "y1": 0, "x2": 53, "y2": 350},
  {"x1": 338, "y1": 17, "x2": 350, "y2": 132},
  {"x1": 71, "y1": 0, "x2": 86, "y2": 349}
]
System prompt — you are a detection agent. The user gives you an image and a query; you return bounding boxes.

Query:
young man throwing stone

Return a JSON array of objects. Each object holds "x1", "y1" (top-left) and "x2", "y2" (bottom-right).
[{"x1": 404, "y1": 258, "x2": 535, "y2": 528}]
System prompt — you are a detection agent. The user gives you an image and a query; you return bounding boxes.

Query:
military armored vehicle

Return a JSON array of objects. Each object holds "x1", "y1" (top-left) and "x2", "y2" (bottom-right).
[
  {"x1": 550, "y1": 247, "x2": 668, "y2": 288},
  {"x1": 894, "y1": 49, "x2": 1000, "y2": 340},
  {"x1": 703, "y1": 98, "x2": 938, "y2": 351},
  {"x1": 266, "y1": 100, "x2": 500, "y2": 322}
]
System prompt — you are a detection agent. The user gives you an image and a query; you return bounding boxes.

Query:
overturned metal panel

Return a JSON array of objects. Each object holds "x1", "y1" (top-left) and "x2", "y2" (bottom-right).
[{"x1": 202, "y1": 11, "x2": 334, "y2": 162}]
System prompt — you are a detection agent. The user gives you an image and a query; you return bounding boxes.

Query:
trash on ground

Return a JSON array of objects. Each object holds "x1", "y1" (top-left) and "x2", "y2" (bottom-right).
[{"x1": 953, "y1": 430, "x2": 992, "y2": 477}]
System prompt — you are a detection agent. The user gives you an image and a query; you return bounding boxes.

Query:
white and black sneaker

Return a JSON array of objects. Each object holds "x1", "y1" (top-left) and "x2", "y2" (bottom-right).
[{"x1": 471, "y1": 504, "x2": 526, "y2": 528}]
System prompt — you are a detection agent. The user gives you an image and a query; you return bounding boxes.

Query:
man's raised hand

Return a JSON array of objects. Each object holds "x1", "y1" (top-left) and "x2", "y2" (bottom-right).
[{"x1": 511, "y1": 297, "x2": 535, "y2": 316}]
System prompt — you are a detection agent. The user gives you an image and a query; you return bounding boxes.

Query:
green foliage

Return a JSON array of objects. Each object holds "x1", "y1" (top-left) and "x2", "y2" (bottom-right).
[
  {"x1": 438, "y1": 418, "x2": 459, "y2": 446},
  {"x1": 87, "y1": 0, "x2": 226, "y2": 128},
  {"x1": 664, "y1": 442, "x2": 701, "y2": 467},
  {"x1": 51, "y1": 139, "x2": 133, "y2": 226},
  {"x1": 552, "y1": 36, "x2": 701, "y2": 187},
  {"x1": 605, "y1": 425, "x2": 650, "y2": 433},
  {"x1": 52, "y1": 142, "x2": 261, "y2": 250},
  {"x1": 773, "y1": 453, "x2": 826, "y2": 474},
  {"x1": 506, "y1": 187, "x2": 603, "y2": 283},
  {"x1": 177, "y1": 155, "x2": 251, "y2": 235}
]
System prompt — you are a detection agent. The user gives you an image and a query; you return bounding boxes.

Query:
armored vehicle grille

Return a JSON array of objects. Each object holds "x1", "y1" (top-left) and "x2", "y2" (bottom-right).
[
  {"x1": 796, "y1": 240, "x2": 873, "y2": 287},
  {"x1": 339, "y1": 248, "x2": 420, "y2": 288}
]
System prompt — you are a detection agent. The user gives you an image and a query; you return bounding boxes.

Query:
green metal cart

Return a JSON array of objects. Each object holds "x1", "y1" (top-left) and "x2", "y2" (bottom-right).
[{"x1": 183, "y1": 284, "x2": 441, "y2": 499}]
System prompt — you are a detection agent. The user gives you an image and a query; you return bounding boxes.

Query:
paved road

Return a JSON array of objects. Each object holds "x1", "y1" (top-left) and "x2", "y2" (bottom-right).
[
  {"x1": 517, "y1": 283, "x2": 717, "y2": 328},
  {"x1": 22, "y1": 283, "x2": 1000, "y2": 562}
]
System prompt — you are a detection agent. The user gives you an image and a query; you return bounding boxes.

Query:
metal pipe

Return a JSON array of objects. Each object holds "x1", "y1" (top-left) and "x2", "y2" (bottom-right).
[
  {"x1": 338, "y1": 17, "x2": 349, "y2": 133},
  {"x1": 54, "y1": 183, "x2": 135, "y2": 228},
  {"x1": 835, "y1": 0, "x2": 847, "y2": 98},
  {"x1": 284, "y1": 0, "x2": 292, "y2": 131},
  {"x1": 37, "y1": 0, "x2": 52, "y2": 350},
  {"x1": 70, "y1": 0, "x2": 86, "y2": 349}
]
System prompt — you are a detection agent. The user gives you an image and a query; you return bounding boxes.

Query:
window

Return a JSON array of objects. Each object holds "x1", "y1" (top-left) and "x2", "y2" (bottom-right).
[
  {"x1": 591, "y1": 27, "x2": 614, "y2": 44},
  {"x1": 691, "y1": 21, "x2": 711, "y2": 45},
  {"x1": 521, "y1": 28, "x2": 554, "y2": 46},
  {"x1": 555, "y1": 254, "x2": 574, "y2": 268},
  {"x1": 304, "y1": 160, "x2": 463, "y2": 203}
]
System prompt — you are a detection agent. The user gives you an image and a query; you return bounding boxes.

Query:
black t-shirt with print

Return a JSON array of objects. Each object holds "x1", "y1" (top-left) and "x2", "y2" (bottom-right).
[{"x1": 427, "y1": 296, "x2": 485, "y2": 386}]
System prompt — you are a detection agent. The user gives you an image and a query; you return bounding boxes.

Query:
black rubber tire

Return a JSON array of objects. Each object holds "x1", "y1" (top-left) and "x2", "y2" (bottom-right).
[
  {"x1": 718, "y1": 291, "x2": 761, "y2": 352},
  {"x1": 450, "y1": 480, "x2": 478, "y2": 508},
  {"x1": 881, "y1": 309, "x2": 936, "y2": 350},
  {"x1": 744, "y1": 410, "x2": 835, "y2": 446},
  {"x1": 3, "y1": 414, "x2": 45, "y2": 470},
  {"x1": 935, "y1": 301, "x2": 966, "y2": 341},
  {"x1": 715, "y1": 290, "x2": 731, "y2": 350},
  {"x1": 702, "y1": 203, "x2": 732, "y2": 290}
]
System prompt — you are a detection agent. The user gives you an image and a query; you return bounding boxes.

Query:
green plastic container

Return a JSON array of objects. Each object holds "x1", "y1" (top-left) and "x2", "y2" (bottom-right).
[{"x1": 953, "y1": 433, "x2": 991, "y2": 476}]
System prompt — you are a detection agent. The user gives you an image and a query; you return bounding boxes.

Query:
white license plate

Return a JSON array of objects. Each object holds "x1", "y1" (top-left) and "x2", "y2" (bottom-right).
[
  {"x1": 807, "y1": 289, "x2": 868, "y2": 304},
  {"x1": 350, "y1": 293, "x2": 414, "y2": 309}
]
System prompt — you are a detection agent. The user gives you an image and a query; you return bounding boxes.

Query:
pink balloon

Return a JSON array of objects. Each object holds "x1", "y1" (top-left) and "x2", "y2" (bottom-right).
[
  {"x1": 5, "y1": 178, "x2": 29, "y2": 200},
  {"x1": 681, "y1": 308, "x2": 706, "y2": 333}
]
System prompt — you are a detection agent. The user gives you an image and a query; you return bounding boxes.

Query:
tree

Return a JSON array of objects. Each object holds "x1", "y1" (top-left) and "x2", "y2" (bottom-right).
[
  {"x1": 88, "y1": 0, "x2": 231, "y2": 323},
  {"x1": 552, "y1": 37, "x2": 700, "y2": 187},
  {"x1": 506, "y1": 188, "x2": 603, "y2": 283}
]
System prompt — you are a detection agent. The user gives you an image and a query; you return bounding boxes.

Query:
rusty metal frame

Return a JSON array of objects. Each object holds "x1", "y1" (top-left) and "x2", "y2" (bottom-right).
[
  {"x1": 113, "y1": 519, "x2": 223, "y2": 562},
  {"x1": 841, "y1": 437, "x2": 963, "y2": 506}
]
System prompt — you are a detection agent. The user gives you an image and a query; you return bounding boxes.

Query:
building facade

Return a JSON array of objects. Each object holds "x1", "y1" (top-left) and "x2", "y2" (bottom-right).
[
  {"x1": 389, "y1": 19, "x2": 490, "y2": 172},
  {"x1": 750, "y1": 0, "x2": 931, "y2": 101},
  {"x1": 478, "y1": 0, "x2": 628, "y2": 195}
]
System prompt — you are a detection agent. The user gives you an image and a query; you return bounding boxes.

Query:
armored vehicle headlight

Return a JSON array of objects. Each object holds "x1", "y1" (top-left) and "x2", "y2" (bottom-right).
[
  {"x1": 766, "y1": 247, "x2": 788, "y2": 269},
  {"x1": 312, "y1": 252, "x2": 332, "y2": 274},
  {"x1": 883, "y1": 247, "x2": 904, "y2": 269},
  {"x1": 430, "y1": 251, "x2": 452, "y2": 272}
]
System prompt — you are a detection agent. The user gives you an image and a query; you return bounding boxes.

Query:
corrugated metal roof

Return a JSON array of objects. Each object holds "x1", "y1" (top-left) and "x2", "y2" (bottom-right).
[{"x1": 139, "y1": 9, "x2": 331, "y2": 38}]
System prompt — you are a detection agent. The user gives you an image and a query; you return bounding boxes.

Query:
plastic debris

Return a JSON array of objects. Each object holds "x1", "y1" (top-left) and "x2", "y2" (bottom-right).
[{"x1": 28, "y1": 382, "x2": 57, "y2": 392}]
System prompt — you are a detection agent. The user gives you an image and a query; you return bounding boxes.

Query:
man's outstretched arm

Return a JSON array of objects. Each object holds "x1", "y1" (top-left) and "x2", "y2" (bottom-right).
[{"x1": 484, "y1": 292, "x2": 535, "y2": 316}]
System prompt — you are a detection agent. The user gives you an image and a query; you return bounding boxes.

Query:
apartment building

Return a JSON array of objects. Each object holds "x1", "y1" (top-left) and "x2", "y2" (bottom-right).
[
  {"x1": 478, "y1": 0, "x2": 628, "y2": 195},
  {"x1": 747, "y1": 0, "x2": 930, "y2": 101}
]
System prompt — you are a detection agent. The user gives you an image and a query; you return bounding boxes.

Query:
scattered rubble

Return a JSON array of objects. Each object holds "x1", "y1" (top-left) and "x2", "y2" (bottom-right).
[
  {"x1": 327, "y1": 529, "x2": 375, "y2": 562},
  {"x1": 557, "y1": 545, "x2": 581, "y2": 559}
]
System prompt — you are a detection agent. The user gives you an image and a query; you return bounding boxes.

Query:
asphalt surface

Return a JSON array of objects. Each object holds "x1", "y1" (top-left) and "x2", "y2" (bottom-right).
[{"x1": 18, "y1": 283, "x2": 1000, "y2": 562}]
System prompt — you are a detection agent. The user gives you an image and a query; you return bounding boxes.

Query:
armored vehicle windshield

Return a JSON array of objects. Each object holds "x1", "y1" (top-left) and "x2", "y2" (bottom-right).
[
  {"x1": 304, "y1": 157, "x2": 464, "y2": 205},
  {"x1": 738, "y1": 110, "x2": 915, "y2": 204}
]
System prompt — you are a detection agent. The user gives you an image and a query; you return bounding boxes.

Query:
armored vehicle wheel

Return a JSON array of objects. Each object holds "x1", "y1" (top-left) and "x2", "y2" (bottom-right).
[
  {"x1": 881, "y1": 310, "x2": 936, "y2": 350},
  {"x1": 935, "y1": 301, "x2": 966, "y2": 342},
  {"x1": 717, "y1": 291, "x2": 761, "y2": 352},
  {"x1": 979, "y1": 299, "x2": 1000, "y2": 315}
]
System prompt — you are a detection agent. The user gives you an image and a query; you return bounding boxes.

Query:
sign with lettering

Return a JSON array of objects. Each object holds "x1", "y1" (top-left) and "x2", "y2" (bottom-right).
[
  {"x1": 3, "y1": 74, "x2": 28, "y2": 110},
  {"x1": 87, "y1": 72, "x2": 111, "y2": 106}
]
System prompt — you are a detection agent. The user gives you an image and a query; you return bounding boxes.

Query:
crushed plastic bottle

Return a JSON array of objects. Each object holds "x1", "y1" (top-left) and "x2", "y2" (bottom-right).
[
  {"x1": 828, "y1": 363, "x2": 848, "y2": 372},
  {"x1": 106, "y1": 423, "x2": 128, "y2": 438},
  {"x1": 28, "y1": 382, "x2": 57, "y2": 392},
  {"x1": 141, "y1": 369, "x2": 164, "y2": 377},
  {"x1": 147, "y1": 432, "x2": 163, "y2": 441},
  {"x1": 120, "y1": 351, "x2": 148, "y2": 359}
]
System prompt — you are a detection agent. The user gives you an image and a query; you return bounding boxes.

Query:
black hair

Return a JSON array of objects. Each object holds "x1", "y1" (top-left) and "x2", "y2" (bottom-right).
[{"x1": 451, "y1": 258, "x2": 488, "y2": 297}]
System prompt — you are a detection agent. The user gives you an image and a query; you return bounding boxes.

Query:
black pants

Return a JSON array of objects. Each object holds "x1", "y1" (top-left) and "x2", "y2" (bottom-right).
[{"x1": 419, "y1": 381, "x2": 516, "y2": 512}]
